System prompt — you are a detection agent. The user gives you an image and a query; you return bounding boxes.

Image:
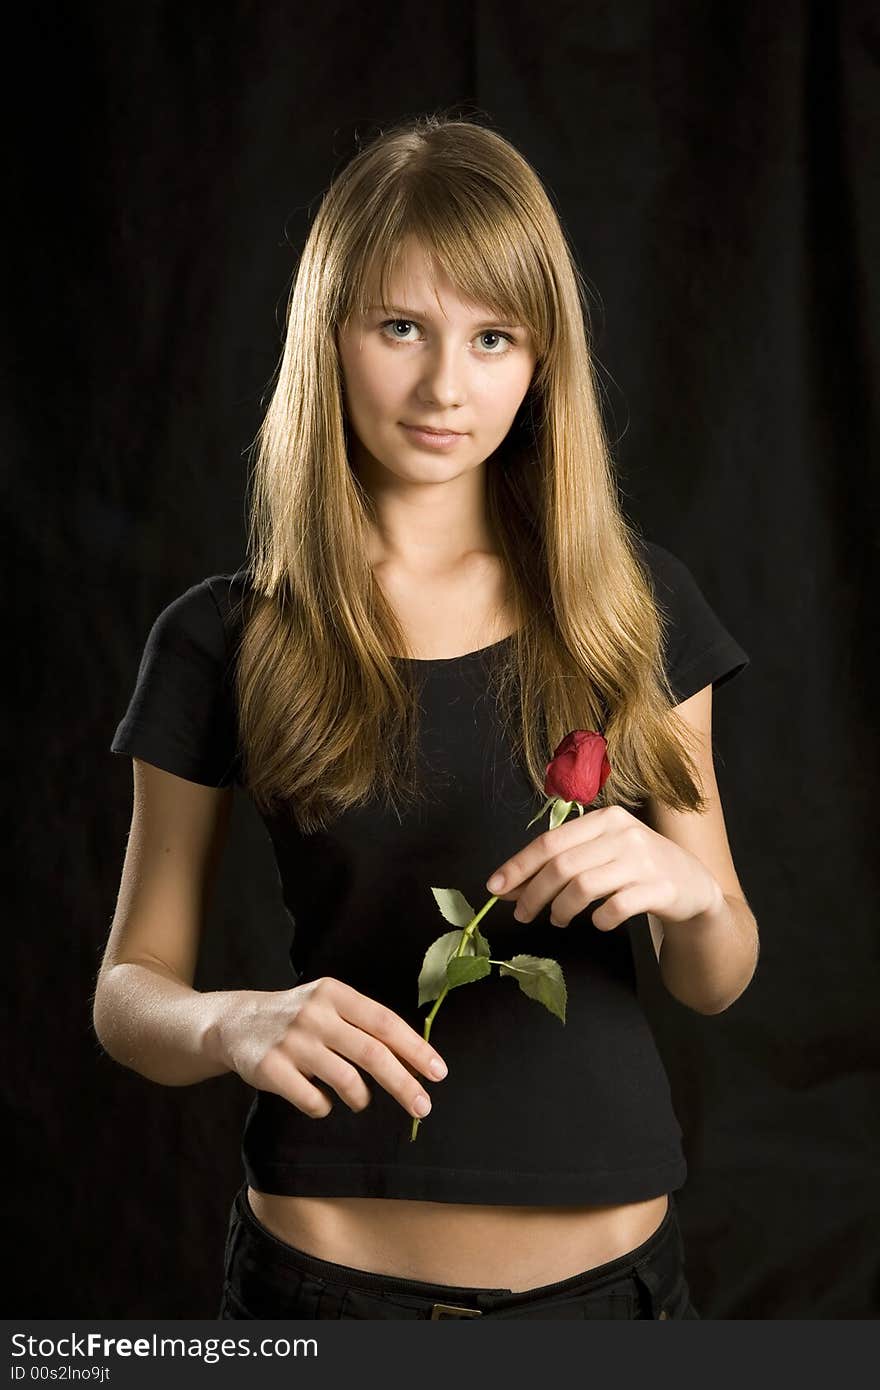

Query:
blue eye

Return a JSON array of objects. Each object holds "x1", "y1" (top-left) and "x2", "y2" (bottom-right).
[
  {"x1": 378, "y1": 320, "x2": 515, "y2": 355},
  {"x1": 383, "y1": 319, "x2": 418, "y2": 340},
  {"x1": 477, "y1": 330, "x2": 513, "y2": 353}
]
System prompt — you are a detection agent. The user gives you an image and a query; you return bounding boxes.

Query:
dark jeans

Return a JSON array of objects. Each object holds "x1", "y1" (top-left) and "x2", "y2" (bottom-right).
[{"x1": 217, "y1": 1184, "x2": 701, "y2": 1320}]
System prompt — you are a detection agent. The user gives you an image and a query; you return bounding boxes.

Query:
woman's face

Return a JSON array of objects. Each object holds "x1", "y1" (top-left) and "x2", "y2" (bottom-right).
[{"x1": 335, "y1": 239, "x2": 537, "y2": 485}]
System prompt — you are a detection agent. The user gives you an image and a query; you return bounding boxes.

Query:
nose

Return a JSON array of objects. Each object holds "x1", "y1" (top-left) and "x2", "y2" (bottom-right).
[{"x1": 416, "y1": 340, "x2": 468, "y2": 411}]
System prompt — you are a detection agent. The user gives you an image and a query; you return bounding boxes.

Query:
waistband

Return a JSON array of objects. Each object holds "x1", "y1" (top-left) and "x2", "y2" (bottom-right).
[{"x1": 229, "y1": 1183, "x2": 683, "y2": 1318}]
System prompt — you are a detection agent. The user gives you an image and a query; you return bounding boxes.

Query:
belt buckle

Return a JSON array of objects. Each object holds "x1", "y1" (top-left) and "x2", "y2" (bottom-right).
[{"x1": 430, "y1": 1301, "x2": 483, "y2": 1318}]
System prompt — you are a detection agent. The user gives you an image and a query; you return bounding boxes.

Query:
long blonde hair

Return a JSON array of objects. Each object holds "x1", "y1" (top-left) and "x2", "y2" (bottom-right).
[{"x1": 234, "y1": 114, "x2": 706, "y2": 834}]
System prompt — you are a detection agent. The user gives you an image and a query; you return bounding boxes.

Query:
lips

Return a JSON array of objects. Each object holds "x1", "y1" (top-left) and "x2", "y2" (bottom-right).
[{"x1": 403, "y1": 423, "x2": 464, "y2": 435}]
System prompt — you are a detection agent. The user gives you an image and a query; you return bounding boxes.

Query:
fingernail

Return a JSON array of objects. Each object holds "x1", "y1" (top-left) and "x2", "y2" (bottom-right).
[
  {"x1": 487, "y1": 874, "x2": 504, "y2": 893},
  {"x1": 429, "y1": 1058, "x2": 448, "y2": 1079},
  {"x1": 414, "y1": 1095, "x2": 431, "y2": 1116}
]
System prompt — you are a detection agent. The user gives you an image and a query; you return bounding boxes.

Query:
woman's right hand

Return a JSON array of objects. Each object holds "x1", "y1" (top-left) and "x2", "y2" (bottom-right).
[{"x1": 215, "y1": 978, "x2": 448, "y2": 1121}]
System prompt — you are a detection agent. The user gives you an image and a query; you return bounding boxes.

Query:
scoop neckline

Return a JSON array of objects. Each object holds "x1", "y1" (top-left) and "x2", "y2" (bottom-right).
[{"x1": 393, "y1": 632, "x2": 518, "y2": 665}]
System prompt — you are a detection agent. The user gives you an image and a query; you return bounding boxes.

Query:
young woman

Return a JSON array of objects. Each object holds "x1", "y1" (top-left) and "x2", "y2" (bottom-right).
[{"x1": 96, "y1": 115, "x2": 757, "y2": 1320}]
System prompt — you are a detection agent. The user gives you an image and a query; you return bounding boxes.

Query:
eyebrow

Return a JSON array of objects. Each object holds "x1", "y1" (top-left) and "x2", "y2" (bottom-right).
[{"x1": 365, "y1": 304, "x2": 523, "y2": 329}]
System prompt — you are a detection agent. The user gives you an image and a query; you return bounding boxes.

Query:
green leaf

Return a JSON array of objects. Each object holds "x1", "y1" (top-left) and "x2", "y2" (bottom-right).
[
  {"x1": 469, "y1": 924, "x2": 492, "y2": 958},
  {"x1": 417, "y1": 926, "x2": 492, "y2": 1006},
  {"x1": 497, "y1": 954, "x2": 567, "y2": 1024},
  {"x1": 446, "y1": 955, "x2": 492, "y2": 988},
  {"x1": 549, "y1": 798, "x2": 574, "y2": 830},
  {"x1": 430, "y1": 886, "x2": 476, "y2": 927},
  {"x1": 526, "y1": 796, "x2": 554, "y2": 829}
]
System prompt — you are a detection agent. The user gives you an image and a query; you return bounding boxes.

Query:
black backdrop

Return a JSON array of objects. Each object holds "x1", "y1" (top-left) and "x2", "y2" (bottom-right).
[{"x1": 8, "y1": 2, "x2": 878, "y2": 1318}]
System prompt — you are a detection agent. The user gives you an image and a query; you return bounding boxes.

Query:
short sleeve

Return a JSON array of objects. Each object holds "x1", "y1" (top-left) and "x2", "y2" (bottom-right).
[
  {"x1": 110, "y1": 578, "x2": 241, "y2": 787},
  {"x1": 638, "y1": 540, "x2": 750, "y2": 706}
]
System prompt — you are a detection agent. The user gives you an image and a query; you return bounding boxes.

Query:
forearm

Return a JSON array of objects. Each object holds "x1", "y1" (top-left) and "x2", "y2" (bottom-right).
[
  {"x1": 92, "y1": 961, "x2": 243, "y2": 1086},
  {"x1": 658, "y1": 893, "x2": 759, "y2": 1015}
]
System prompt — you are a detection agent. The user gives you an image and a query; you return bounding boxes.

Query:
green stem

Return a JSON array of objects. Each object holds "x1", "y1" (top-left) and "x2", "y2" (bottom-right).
[
  {"x1": 409, "y1": 794, "x2": 578, "y2": 1141},
  {"x1": 409, "y1": 893, "x2": 500, "y2": 1141}
]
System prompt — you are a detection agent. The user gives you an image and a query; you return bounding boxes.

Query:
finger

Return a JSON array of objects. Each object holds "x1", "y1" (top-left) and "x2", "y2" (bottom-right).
[
  {"x1": 494, "y1": 883, "x2": 531, "y2": 903},
  {"x1": 331, "y1": 981, "x2": 449, "y2": 1082},
  {"x1": 513, "y1": 850, "x2": 619, "y2": 923},
  {"x1": 327, "y1": 1015, "x2": 439, "y2": 1120},
  {"x1": 591, "y1": 882, "x2": 653, "y2": 931},
  {"x1": 256, "y1": 1042, "x2": 341, "y2": 1119},
  {"x1": 546, "y1": 858, "x2": 625, "y2": 927},
  {"x1": 510, "y1": 859, "x2": 567, "y2": 920},
  {"x1": 335, "y1": 989, "x2": 444, "y2": 1095},
  {"x1": 296, "y1": 1028, "x2": 375, "y2": 1112},
  {"x1": 486, "y1": 808, "x2": 615, "y2": 895}
]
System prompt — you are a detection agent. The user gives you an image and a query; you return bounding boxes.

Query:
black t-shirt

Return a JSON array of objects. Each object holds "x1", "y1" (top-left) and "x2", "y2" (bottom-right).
[{"x1": 110, "y1": 540, "x2": 749, "y2": 1205}]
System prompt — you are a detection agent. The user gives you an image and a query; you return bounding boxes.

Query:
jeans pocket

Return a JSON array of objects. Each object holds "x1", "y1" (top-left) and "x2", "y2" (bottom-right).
[
  {"x1": 222, "y1": 1204, "x2": 243, "y2": 1285},
  {"x1": 328, "y1": 1287, "x2": 407, "y2": 1319},
  {"x1": 580, "y1": 1290, "x2": 639, "y2": 1320},
  {"x1": 219, "y1": 1280, "x2": 257, "y2": 1320},
  {"x1": 665, "y1": 1272, "x2": 701, "y2": 1319},
  {"x1": 632, "y1": 1260, "x2": 689, "y2": 1319}
]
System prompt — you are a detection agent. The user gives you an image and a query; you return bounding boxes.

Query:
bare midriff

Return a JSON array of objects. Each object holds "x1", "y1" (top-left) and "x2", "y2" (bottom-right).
[{"x1": 246, "y1": 1190, "x2": 670, "y2": 1291}]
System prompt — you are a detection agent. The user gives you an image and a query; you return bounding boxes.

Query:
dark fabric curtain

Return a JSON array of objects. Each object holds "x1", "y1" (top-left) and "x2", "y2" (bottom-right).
[{"x1": 8, "y1": 2, "x2": 877, "y2": 1317}]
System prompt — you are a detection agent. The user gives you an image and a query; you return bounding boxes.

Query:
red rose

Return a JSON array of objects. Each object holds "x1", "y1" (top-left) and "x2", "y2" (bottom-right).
[{"x1": 544, "y1": 730, "x2": 611, "y2": 806}]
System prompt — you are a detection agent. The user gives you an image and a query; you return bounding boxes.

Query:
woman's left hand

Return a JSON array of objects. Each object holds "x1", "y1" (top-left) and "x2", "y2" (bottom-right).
[{"x1": 485, "y1": 804, "x2": 724, "y2": 931}]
